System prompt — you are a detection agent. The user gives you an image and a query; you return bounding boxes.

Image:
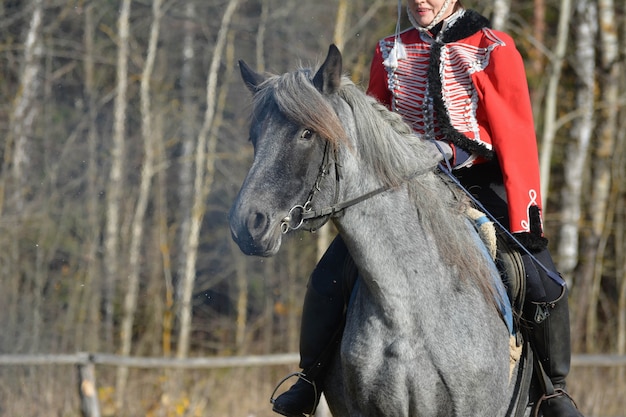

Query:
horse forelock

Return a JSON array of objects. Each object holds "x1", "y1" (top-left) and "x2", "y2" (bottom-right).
[{"x1": 251, "y1": 68, "x2": 349, "y2": 147}]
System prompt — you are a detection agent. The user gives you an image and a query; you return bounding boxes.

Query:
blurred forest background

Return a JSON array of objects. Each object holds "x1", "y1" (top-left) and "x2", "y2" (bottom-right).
[{"x1": 0, "y1": 0, "x2": 625, "y2": 416}]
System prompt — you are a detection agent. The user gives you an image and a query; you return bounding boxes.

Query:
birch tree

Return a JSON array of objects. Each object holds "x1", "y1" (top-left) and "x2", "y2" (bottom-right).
[
  {"x1": 210, "y1": 33, "x2": 246, "y2": 352},
  {"x1": 617, "y1": 110, "x2": 626, "y2": 369},
  {"x1": 557, "y1": 0, "x2": 597, "y2": 282},
  {"x1": 618, "y1": 16, "x2": 626, "y2": 372},
  {"x1": 612, "y1": 117, "x2": 625, "y2": 359},
  {"x1": 491, "y1": 0, "x2": 510, "y2": 31},
  {"x1": 255, "y1": 0, "x2": 269, "y2": 71},
  {"x1": 538, "y1": 0, "x2": 572, "y2": 208},
  {"x1": 579, "y1": 0, "x2": 620, "y2": 353},
  {"x1": 7, "y1": 0, "x2": 43, "y2": 212},
  {"x1": 115, "y1": 0, "x2": 163, "y2": 410},
  {"x1": 175, "y1": 0, "x2": 197, "y2": 355},
  {"x1": 177, "y1": 0, "x2": 241, "y2": 359},
  {"x1": 0, "y1": 0, "x2": 43, "y2": 352},
  {"x1": 104, "y1": 0, "x2": 131, "y2": 350},
  {"x1": 81, "y1": 0, "x2": 103, "y2": 354},
  {"x1": 530, "y1": 0, "x2": 546, "y2": 76}
]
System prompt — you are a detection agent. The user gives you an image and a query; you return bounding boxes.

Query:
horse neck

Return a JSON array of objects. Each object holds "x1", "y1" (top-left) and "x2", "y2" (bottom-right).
[
  {"x1": 333, "y1": 171, "x2": 448, "y2": 304},
  {"x1": 331, "y1": 88, "x2": 477, "y2": 309}
]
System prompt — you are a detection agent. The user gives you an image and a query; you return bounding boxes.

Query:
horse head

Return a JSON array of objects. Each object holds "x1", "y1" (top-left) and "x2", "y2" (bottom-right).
[{"x1": 230, "y1": 45, "x2": 347, "y2": 256}]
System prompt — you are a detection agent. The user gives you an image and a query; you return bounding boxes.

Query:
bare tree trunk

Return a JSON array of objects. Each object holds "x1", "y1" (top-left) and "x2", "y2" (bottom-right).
[
  {"x1": 583, "y1": 0, "x2": 620, "y2": 353},
  {"x1": 285, "y1": 242, "x2": 299, "y2": 353},
  {"x1": 0, "y1": 0, "x2": 43, "y2": 352},
  {"x1": 175, "y1": 0, "x2": 199, "y2": 359},
  {"x1": 78, "y1": 362, "x2": 101, "y2": 417},
  {"x1": 115, "y1": 0, "x2": 163, "y2": 410},
  {"x1": 8, "y1": 0, "x2": 43, "y2": 212},
  {"x1": 333, "y1": 0, "x2": 348, "y2": 50},
  {"x1": 603, "y1": 133, "x2": 624, "y2": 353},
  {"x1": 491, "y1": 0, "x2": 511, "y2": 31},
  {"x1": 614, "y1": 7, "x2": 625, "y2": 387},
  {"x1": 256, "y1": 0, "x2": 268, "y2": 71},
  {"x1": 618, "y1": 161, "x2": 626, "y2": 386},
  {"x1": 531, "y1": 0, "x2": 546, "y2": 76},
  {"x1": 572, "y1": 0, "x2": 621, "y2": 352},
  {"x1": 557, "y1": 0, "x2": 597, "y2": 283},
  {"x1": 538, "y1": 0, "x2": 572, "y2": 209},
  {"x1": 176, "y1": 0, "x2": 196, "y2": 326},
  {"x1": 233, "y1": 238, "x2": 249, "y2": 353},
  {"x1": 177, "y1": 0, "x2": 241, "y2": 359},
  {"x1": 82, "y1": 1, "x2": 102, "y2": 353},
  {"x1": 21, "y1": 0, "x2": 44, "y2": 351},
  {"x1": 151, "y1": 97, "x2": 177, "y2": 414},
  {"x1": 104, "y1": 0, "x2": 131, "y2": 351},
  {"x1": 156, "y1": 120, "x2": 174, "y2": 358},
  {"x1": 210, "y1": 33, "x2": 248, "y2": 354},
  {"x1": 618, "y1": 25, "x2": 626, "y2": 379}
]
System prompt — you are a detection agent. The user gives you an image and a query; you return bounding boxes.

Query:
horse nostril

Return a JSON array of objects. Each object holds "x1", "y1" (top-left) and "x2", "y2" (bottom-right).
[{"x1": 249, "y1": 211, "x2": 267, "y2": 232}]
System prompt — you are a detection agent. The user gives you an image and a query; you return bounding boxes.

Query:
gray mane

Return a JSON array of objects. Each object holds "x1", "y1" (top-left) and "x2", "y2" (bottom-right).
[
  {"x1": 252, "y1": 68, "x2": 498, "y2": 305},
  {"x1": 251, "y1": 68, "x2": 349, "y2": 144}
]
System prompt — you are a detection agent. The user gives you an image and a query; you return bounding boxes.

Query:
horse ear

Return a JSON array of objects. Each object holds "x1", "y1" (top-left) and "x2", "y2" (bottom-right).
[
  {"x1": 312, "y1": 44, "x2": 342, "y2": 94},
  {"x1": 239, "y1": 60, "x2": 266, "y2": 93}
]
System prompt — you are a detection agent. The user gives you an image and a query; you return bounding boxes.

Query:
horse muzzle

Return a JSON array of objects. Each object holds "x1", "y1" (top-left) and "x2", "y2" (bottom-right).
[{"x1": 229, "y1": 206, "x2": 283, "y2": 257}]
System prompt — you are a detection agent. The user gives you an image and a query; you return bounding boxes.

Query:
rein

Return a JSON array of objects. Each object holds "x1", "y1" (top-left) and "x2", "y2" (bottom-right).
[
  {"x1": 280, "y1": 140, "x2": 431, "y2": 233},
  {"x1": 435, "y1": 158, "x2": 566, "y2": 288},
  {"x1": 282, "y1": 134, "x2": 565, "y2": 289}
]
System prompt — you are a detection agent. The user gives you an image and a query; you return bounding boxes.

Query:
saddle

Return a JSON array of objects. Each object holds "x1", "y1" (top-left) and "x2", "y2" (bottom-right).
[{"x1": 494, "y1": 229, "x2": 526, "y2": 323}]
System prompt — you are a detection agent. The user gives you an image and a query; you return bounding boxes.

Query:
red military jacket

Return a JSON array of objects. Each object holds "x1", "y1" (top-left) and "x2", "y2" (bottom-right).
[{"x1": 367, "y1": 10, "x2": 544, "y2": 237}]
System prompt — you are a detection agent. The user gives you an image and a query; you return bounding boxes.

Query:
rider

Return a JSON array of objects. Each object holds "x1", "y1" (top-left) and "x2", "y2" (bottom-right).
[{"x1": 271, "y1": 1, "x2": 584, "y2": 416}]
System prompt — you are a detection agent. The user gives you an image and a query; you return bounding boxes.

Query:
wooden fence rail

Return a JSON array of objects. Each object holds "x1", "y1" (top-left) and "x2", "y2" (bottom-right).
[
  {"x1": 2, "y1": 352, "x2": 625, "y2": 368},
  {"x1": 0, "y1": 353, "x2": 625, "y2": 417},
  {"x1": 0, "y1": 352, "x2": 300, "y2": 368}
]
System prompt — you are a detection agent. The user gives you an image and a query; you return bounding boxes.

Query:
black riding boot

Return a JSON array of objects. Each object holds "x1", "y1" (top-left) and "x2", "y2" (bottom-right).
[
  {"x1": 523, "y1": 252, "x2": 584, "y2": 417},
  {"x1": 272, "y1": 237, "x2": 355, "y2": 417}
]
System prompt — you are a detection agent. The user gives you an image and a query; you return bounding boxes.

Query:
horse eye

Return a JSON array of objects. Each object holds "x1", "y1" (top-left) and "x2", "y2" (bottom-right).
[{"x1": 300, "y1": 129, "x2": 313, "y2": 140}]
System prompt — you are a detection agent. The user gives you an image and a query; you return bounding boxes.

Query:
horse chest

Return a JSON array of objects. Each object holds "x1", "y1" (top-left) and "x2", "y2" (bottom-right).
[{"x1": 334, "y1": 279, "x2": 512, "y2": 417}]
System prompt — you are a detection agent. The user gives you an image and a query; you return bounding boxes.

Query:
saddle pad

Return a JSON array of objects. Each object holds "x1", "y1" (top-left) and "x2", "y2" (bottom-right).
[{"x1": 465, "y1": 207, "x2": 514, "y2": 336}]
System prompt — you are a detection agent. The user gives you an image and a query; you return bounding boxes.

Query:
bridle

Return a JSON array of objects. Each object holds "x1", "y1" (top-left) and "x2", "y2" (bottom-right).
[
  {"x1": 280, "y1": 140, "x2": 431, "y2": 234},
  {"x1": 280, "y1": 141, "x2": 341, "y2": 233}
]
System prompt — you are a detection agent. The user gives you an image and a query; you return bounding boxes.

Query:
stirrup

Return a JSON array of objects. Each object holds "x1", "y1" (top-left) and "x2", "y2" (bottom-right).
[
  {"x1": 270, "y1": 371, "x2": 319, "y2": 416},
  {"x1": 532, "y1": 388, "x2": 579, "y2": 417}
]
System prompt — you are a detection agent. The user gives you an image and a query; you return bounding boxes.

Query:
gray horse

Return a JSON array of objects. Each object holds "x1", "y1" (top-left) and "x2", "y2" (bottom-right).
[{"x1": 230, "y1": 44, "x2": 529, "y2": 417}]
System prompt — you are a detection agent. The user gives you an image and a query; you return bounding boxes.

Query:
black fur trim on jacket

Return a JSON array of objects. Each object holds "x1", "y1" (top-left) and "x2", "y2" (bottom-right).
[
  {"x1": 509, "y1": 206, "x2": 548, "y2": 252},
  {"x1": 427, "y1": 10, "x2": 494, "y2": 160}
]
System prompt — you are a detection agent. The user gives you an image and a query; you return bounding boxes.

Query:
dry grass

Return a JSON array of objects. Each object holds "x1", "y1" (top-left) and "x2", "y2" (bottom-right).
[
  {"x1": 568, "y1": 366, "x2": 626, "y2": 417},
  {"x1": 0, "y1": 363, "x2": 624, "y2": 416}
]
